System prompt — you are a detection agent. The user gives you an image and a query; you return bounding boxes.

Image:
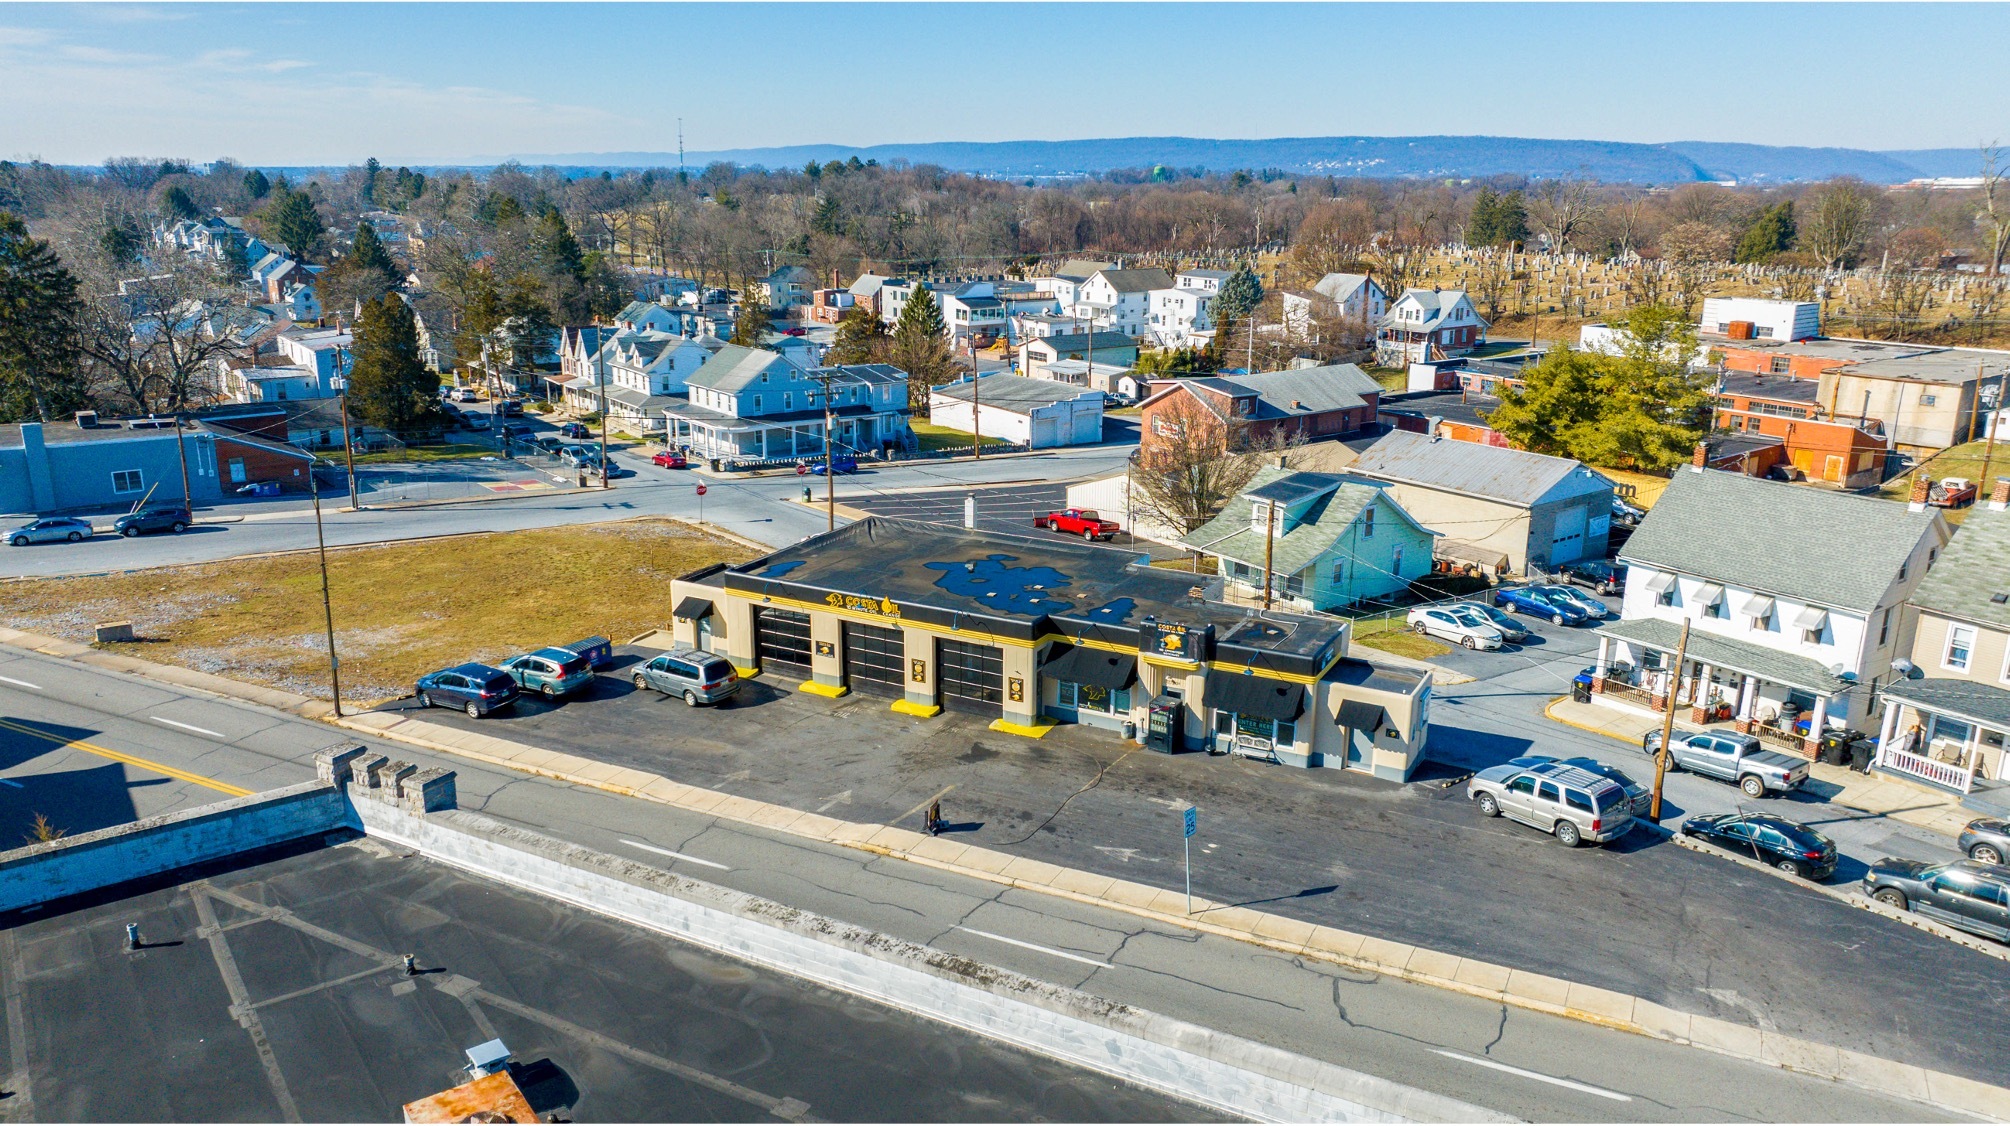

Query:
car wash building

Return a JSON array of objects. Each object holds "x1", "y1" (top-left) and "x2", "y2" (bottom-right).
[{"x1": 667, "y1": 517, "x2": 1434, "y2": 779}]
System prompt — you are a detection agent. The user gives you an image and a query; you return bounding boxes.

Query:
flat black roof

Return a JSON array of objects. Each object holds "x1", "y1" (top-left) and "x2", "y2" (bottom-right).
[
  {"x1": 1379, "y1": 389, "x2": 1501, "y2": 429},
  {"x1": 727, "y1": 518, "x2": 1342, "y2": 668},
  {"x1": 1719, "y1": 373, "x2": 1822, "y2": 403}
]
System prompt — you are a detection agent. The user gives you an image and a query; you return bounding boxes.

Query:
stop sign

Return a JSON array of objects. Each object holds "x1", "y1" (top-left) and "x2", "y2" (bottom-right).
[{"x1": 695, "y1": 483, "x2": 708, "y2": 496}]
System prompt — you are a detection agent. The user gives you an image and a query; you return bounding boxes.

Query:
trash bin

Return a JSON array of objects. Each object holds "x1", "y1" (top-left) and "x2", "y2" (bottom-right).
[
  {"x1": 1122, "y1": 720, "x2": 1137, "y2": 742},
  {"x1": 1572, "y1": 679, "x2": 1593, "y2": 704}
]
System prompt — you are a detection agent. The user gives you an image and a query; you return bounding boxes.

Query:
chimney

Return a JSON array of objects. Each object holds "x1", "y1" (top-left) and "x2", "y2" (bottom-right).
[
  {"x1": 1691, "y1": 442, "x2": 1708, "y2": 473},
  {"x1": 1991, "y1": 477, "x2": 2010, "y2": 512},
  {"x1": 1908, "y1": 475, "x2": 1932, "y2": 513}
]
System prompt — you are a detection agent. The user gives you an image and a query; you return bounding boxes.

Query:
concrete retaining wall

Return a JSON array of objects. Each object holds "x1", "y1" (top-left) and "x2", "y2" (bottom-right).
[
  {"x1": 0, "y1": 780, "x2": 348, "y2": 914},
  {"x1": 352, "y1": 796, "x2": 1501, "y2": 1124}
]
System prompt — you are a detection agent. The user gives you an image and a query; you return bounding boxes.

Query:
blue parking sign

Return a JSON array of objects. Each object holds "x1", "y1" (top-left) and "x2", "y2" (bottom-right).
[{"x1": 1182, "y1": 807, "x2": 1197, "y2": 839}]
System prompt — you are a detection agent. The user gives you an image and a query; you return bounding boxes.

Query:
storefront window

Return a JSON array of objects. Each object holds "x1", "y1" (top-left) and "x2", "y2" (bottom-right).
[
  {"x1": 1059, "y1": 682, "x2": 1130, "y2": 715},
  {"x1": 1222, "y1": 711, "x2": 1296, "y2": 748}
]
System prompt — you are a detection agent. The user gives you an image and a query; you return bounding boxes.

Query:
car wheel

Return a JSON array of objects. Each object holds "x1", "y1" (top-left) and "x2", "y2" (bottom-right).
[
  {"x1": 1872, "y1": 887, "x2": 1908, "y2": 910},
  {"x1": 1082, "y1": 528, "x2": 1095, "y2": 540},
  {"x1": 541, "y1": 684, "x2": 558, "y2": 700},
  {"x1": 1971, "y1": 843, "x2": 2005, "y2": 865},
  {"x1": 465, "y1": 701, "x2": 482, "y2": 718},
  {"x1": 1554, "y1": 820, "x2": 1582, "y2": 847},
  {"x1": 1412, "y1": 622, "x2": 1429, "y2": 635},
  {"x1": 1552, "y1": 613, "x2": 1567, "y2": 625},
  {"x1": 634, "y1": 673, "x2": 649, "y2": 690},
  {"x1": 417, "y1": 691, "x2": 432, "y2": 709},
  {"x1": 9, "y1": 536, "x2": 26, "y2": 547},
  {"x1": 1774, "y1": 858, "x2": 1805, "y2": 877},
  {"x1": 120, "y1": 527, "x2": 137, "y2": 537},
  {"x1": 683, "y1": 689, "x2": 699, "y2": 707},
  {"x1": 1739, "y1": 774, "x2": 1767, "y2": 799},
  {"x1": 65, "y1": 531, "x2": 82, "y2": 542},
  {"x1": 1475, "y1": 792, "x2": 1500, "y2": 817},
  {"x1": 1462, "y1": 636, "x2": 1477, "y2": 649},
  {"x1": 171, "y1": 522, "x2": 186, "y2": 533}
]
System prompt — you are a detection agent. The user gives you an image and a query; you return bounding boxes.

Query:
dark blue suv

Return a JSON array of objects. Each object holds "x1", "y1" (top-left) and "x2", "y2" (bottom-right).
[
  {"x1": 414, "y1": 662, "x2": 520, "y2": 718},
  {"x1": 1495, "y1": 585, "x2": 1589, "y2": 625}
]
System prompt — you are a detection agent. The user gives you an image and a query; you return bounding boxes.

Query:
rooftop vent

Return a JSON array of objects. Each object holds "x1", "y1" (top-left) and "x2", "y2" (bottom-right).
[
  {"x1": 1992, "y1": 593, "x2": 2008, "y2": 605},
  {"x1": 74, "y1": 410, "x2": 98, "y2": 429}
]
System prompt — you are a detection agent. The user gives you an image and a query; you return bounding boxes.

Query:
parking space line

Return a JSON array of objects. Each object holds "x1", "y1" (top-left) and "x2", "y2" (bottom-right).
[
  {"x1": 1429, "y1": 1049, "x2": 1632, "y2": 1101},
  {"x1": 952, "y1": 926, "x2": 1109, "y2": 968},
  {"x1": 0, "y1": 718, "x2": 250, "y2": 796},
  {"x1": 0, "y1": 676, "x2": 43, "y2": 692},
  {"x1": 619, "y1": 839, "x2": 731, "y2": 871},
  {"x1": 149, "y1": 716, "x2": 227, "y2": 739}
]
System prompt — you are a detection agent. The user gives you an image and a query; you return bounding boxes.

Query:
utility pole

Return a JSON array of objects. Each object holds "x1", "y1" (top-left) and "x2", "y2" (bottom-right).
[
  {"x1": 1648, "y1": 616, "x2": 1692, "y2": 824},
  {"x1": 1260, "y1": 501, "x2": 1276, "y2": 610},
  {"x1": 333, "y1": 337, "x2": 358, "y2": 510},
  {"x1": 969, "y1": 335, "x2": 983, "y2": 459},
  {"x1": 307, "y1": 465, "x2": 343, "y2": 718},
  {"x1": 173, "y1": 411, "x2": 193, "y2": 512},
  {"x1": 597, "y1": 323, "x2": 611, "y2": 489}
]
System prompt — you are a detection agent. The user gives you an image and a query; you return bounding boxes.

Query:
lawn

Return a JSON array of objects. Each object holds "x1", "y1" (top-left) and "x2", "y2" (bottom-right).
[
  {"x1": 1349, "y1": 615, "x2": 1453, "y2": 660},
  {"x1": 352, "y1": 443, "x2": 500, "y2": 464},
  {"x1": 1875, "y1": 439, "x2": 2009, "y2": 525},
  {"x1": 0, "y1": 520, "x2": 754, "y2": 705},
  {"x1": 910, "y1": 420, "x2": 1011, "y2": 452},
  {"x1": 1362, "y1": 365, "x2": 1409, "y2": 393}
]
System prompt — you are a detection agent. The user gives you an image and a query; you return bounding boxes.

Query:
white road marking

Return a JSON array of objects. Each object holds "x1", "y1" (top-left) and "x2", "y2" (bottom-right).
[
  {"x1": 815, "y1": 789, "x2": 852, "y2": 813},
  {"x1": 620, "y1": 839, "x2": 730, "y2": 871},
  {"x1": 148, "y1": 716, "x2": 226, "y2": 739},
  {"x1": 953, "y1": 926, "x2": 1109, "y2": 967},
  {"x1": 0, "y1": 676, "x2": 42, "y2": 691},
  {"x1": 1429, "y1": 1050, "x2": 1632, "y2": 1102},
  {"x1": 0, "y1": 778, "x2": 21, "y2": 789}
]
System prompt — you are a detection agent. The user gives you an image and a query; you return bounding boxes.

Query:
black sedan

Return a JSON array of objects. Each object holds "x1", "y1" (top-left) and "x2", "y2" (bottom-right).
[
  {"x1": 113, "y1": 504, "x2": 191, "y2": 537},
  {"x1": 1681, "y1": 813, "x2": 1838, "y2": 879},
  {"x1": 1959, "y1": 818, "x2": 2010, "y2": 865}
]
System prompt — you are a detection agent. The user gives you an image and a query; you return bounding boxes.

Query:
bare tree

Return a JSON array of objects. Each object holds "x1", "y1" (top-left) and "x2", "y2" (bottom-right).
[
  {"x1": 1800, "y1": 178, "x2": 1880, "y2": 270},
  {"x1": 1866, "y1": 269, "x2": 1937, "y2": 342},
  {"x1": 1657, "y1": 222, "x2": 1732, "y2": 314},
  {"x1": 1980, "y1": 142, "x2": 2010, "y2": 278},
  {"x1": 1133, "y1": 395, "x2": 1266, "y2": 535},
  {"x1": 73, "y1": 252, "x2": 244, "y2": 414},
  {"x1": 1530, "y1": 178, "x2": 1603, "y2": 253}
]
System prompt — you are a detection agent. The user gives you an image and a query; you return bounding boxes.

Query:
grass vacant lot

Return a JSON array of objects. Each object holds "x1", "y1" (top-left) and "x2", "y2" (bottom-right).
[
  {"x1": 1349, "y1": 615, "x2": 1453, "y2": 660},
  {"x1": 911, "y1": 420, "x2": 1011, "y2": 452},
  {"x1": 353, "y1": 443, "x2": 499, "y2": 464},
  {"x1": 0, "y1": 520, "x2": 753, "y2": 705}
]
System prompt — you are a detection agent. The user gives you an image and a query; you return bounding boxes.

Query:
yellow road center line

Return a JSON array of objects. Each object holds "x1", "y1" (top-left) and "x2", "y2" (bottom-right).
[{"x1": 0, "y1": 718, "x2": 251, "y2": 797}]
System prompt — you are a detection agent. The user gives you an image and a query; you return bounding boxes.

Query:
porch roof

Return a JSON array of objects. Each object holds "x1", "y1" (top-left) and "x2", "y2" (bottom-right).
[
  {"x1": 1597, "y1": 616, "x2": 1850, "y2": 696},
  {"x1": 1880, "y1": 677, "x2": 2010, "y2": 730}
]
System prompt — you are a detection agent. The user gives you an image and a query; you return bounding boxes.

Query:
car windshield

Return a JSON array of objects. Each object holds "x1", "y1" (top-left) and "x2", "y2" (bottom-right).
[
  {"x1": 481, "y1": 674, "x2": 515, "y2": 693},
  {"x1": 555, "y1": 657, "x2": 589, "y2": 676},
  {"x1": 700, "y1": 660, "x2": 733, "y2": 681}
]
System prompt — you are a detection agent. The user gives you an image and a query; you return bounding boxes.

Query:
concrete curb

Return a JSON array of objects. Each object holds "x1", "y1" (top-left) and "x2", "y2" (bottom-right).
[{"x1": 3, "y1": 628, "x2": 2006, "y2": 1121}]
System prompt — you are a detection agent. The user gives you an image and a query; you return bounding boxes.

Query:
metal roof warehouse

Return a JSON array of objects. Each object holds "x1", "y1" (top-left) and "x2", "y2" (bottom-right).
[{"x1": 668, "y1": 518, "x2": 1433, "y2": 778}]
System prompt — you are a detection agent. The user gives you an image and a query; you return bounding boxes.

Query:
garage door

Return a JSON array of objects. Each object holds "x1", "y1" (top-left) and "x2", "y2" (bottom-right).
[
  {"x1": 842, "y1": 621, "x2": 905, "y2": 697},
  {"x1": 936, "y1": 638, "x2": 1004, "y2": 715},
  {"x1": 1549, "y1": 504, "x2": 1587, "y2": 562},
  {"x1": 754, "y1": 607, "x2": 812, "y2": 673},
  {"x1": 1031, "y1": 415, "x2": 1058, "y2": 448}
]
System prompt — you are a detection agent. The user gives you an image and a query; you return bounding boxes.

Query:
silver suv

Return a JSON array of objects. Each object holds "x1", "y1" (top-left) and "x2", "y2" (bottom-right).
[
  {"x1": 1469, "y1": 761, "x2": 1636, "y2": 847},
  {"x1": 633, "y1": 648, "x2": 740, "y2": 706}
]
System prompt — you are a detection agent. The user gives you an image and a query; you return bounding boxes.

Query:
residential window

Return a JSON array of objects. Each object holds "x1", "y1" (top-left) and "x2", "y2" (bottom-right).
[
  {"x1": 111, "y1": 469, "x2": 143, "y2": 494},
  {"x1": 1802, "y1": 626, "x2": 1824, "y2": 645},
  {"x1": 1363, "y1": 507, "x2": 1375, "y2": 538},
  {"x1": 1391, "y1": 544, "x2": 1403, "y2": 572},
  {"x1": 1658, "y1": 586, "x2": 1676, "y2": 607},
  {"x1": 1879, "y1": 607, "x2": 1892, "y2": 647},
  {"x1": 1330, "y1": 559, "x2": 1345, "y2": 585},
  {"x1": 1947, "y1": 624, "x2": 1977, "y2": 671},
  {"x1": 1706, "y1": 598, "x2": 1728, "y2": 620},
  {"x1": 784, "y1": 393, "x2": 793, "y2": 411},
  {"x1": 752, "y1": 395, "x2": 762, "y2": 412},
  {"x1": 1921, "y1": 394, "x2": 1937, "y2": 407}
]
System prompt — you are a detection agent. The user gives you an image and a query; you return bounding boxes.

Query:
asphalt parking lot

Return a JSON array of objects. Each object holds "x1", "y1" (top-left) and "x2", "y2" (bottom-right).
[
  {"x1": 840, "y1": 483, "x2": 1177, "y2": 556},
  {"x1": 2, "y1": 838, "x2": 1214, "y2": 1122},
  {"x1": 381, "y1": 644, "x2": 2010, "y2": 1087}
]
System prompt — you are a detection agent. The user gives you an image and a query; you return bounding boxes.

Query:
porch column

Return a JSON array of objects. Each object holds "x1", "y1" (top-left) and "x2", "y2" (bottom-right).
[
  {"x1": 1691, "y1": 663, "x2": 1714, "y2": 723},
  {"x1": 1735, "y1": 675, "x2": 1758, "y2": 732},
  {"x1": 760, "y1": 427, "x2": 771, "y2": 458},
  {"x1": 1592, "y1": 637, "x2": 1611, "y2": 693},
  {"x1": 1875, "y1": 695, "x2": 1899, "y2": 765},
  {"x1": 1804, "y1": 694, "x2": 1829, "y2": 755}
]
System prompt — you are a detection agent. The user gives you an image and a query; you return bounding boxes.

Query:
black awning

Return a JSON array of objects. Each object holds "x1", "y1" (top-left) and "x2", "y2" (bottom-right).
[
  {"x1": 673, "y1": 596, "x2": 715, "y2": 620},
  {"x1": 1335, "y1": 699, "x2": 1387, "y2": 732},
  {"x1": 1204, "y1": 670, "x2": 1306, "y2": 722},
  {"x1": 1041, "y1": 644, "x2": 1137, "y2": 690}
]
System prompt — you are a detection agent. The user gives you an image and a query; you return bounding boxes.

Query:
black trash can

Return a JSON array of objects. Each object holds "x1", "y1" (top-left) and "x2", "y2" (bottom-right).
[{"x1": 1846, "y1": 738, "x2": 1877, "y2": 773}]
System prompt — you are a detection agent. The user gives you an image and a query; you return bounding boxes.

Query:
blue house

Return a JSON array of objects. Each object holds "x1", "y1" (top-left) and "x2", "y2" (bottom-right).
[{"x1": 1182, "y1": 469, "x2": 1437, "y2": 612}]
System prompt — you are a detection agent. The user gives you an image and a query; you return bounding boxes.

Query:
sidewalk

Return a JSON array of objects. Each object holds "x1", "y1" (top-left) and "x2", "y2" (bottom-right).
[{"x1": 1546, "y1": 695, "x2": 1980, "y2": 839}]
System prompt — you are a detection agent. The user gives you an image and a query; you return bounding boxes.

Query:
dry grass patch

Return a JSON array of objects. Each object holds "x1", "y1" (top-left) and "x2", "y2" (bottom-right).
[
  {"x1": 0, "y1": 519, "x2": 753, "y2": 704},
  {"x1": 1350, "y1": 616, "x2": 1453, "y2": 660}
]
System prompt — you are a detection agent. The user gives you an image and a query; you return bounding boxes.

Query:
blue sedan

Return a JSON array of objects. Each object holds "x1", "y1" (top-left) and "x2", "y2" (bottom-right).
[
  {"x1": 415, "y1": 662, "x2": 521, "y2": 718},
  {"x1": 1495, "y1": 586, "x2": 1589, "y2": 625}
]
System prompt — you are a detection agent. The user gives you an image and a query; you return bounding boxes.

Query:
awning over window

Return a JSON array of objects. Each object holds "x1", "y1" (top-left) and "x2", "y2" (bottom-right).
[
  {"x1": 673, "y1": 596, "x2": 715, "y2": 620},
  {"x1": 1643, "y1": 572, "x2": 1677, "y2": 596},
  {"x1": 1694, "y1": 582, "x2": 1725, "y2": 607},
  {"x1": 1793, "y1": 605, "x2": 1830, "y2": 631},
  {"x1": 1335, "y1": 698, "x2": 1387, "y2": 732},
  {"x1": 1041, "y1": 644, "x2": 1137, "y2": 690},
  {"x1": 1204, "y1": 670, "x2": 1306, "y2": 722},
  {"x1": 1741, "y1": 594, "x2": 1775, "y2": 618}
]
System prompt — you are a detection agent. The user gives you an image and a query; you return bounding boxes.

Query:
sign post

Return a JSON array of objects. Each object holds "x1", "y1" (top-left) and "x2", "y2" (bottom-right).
[
  {"x1": 1181, "y1": 806, "x2": 1197, "y2": 914},
  {"x1": 696, "y1": 482, "x2": 707, "y2": 526}
]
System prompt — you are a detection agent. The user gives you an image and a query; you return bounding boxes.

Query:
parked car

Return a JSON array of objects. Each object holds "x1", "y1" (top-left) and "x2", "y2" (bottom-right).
[
  {"x1": 1559, "y1": 757, "x2": 1653, "y2": 818},
  {"x1": 1406, "y1": 605, "x2": 1503, "y2": 650},
  {"x1": 1960, "y1": 818, "x2": 2010, "y2": 865},
  {"x1": 780, "y1": 326, "x2": 808, "y2": 337},
  {"x1": 534, "y1": 435, "x2": 565, "y2": 453},
  {"x1": 633, "y1": 648, "x2": 741, "y2": 706},
  {"x1": 1451, "y1": 601, "x2": 1530, "y2": 643},
  {"x1": 113, "y1": 504, "x2": 191, "y2": 537},
  {"x1": 1038, "y1": 508, "x2": 1120, "y2": 541},
  {"x1": 497, "y1": 647, "x2": 597, "y2": 700},
  {"x1": 1643, "y1": 729, "x2": 1808, "y2": 798},
  {"x1": 1928, "y1": 476, "x2": 1978, "y2": 509},
  {"x1": 561, "y1": 446, "x2": 595, "y2": 467},
  {"x1": 451, "y1": 387, "x2": 481, "y2": 402},
  {"x1": 1560, "y1": 560, "x2": 1627, "y2": 595},
  {"x1": 414, "y1": 662, "x2": 519, "y2": 717},
  {"x1": 652, "y1": 450, "x2": 689, "y2": 469},
  {"x1": 1862, "y1": 858, "x2": 2010, "y2": 942},
  {"x1": 559, "y1": 422, "x2": 592, "y2": 439},
  {"x1": 1495, "y1": 586, "x2": 1588, "y2": 626},
  {"x1": 1612, "y1": 496, "x2": 1646, "y2": 527},
  {"x1": 497, "y1": 399, "x2": 524, "y2": 417},
  {"x1": 5, "y1": 517, "x2": 93, "y2": 546},
  {"x1": 502, "y1": 423, "x2": 534, "y2": 439},
  {"x1": 1538, "y1": 583, "x2": 1611, "y2": 620},
  {"x1": 1682, "y1": 813, "x2": 1838, "y2": 879},
  {"x1": 464, "y1": 414, "x2": 491, "y2": 430},
  {"x1": 807, "y1": 452, "x2": 857, "y2": 475},
  {"x1": 1467, "y1": 761, "x2": 1635, "y2": 847}
]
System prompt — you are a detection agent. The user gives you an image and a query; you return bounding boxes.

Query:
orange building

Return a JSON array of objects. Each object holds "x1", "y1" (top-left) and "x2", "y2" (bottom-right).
[{"x1": 1713, "y1": 373, "x2": 1888, "y2": 488}]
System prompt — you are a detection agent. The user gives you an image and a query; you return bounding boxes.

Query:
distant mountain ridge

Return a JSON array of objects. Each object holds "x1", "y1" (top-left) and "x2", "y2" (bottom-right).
[{"x1": 503, "y1": 135, "x2": 1988, "y2": 185}]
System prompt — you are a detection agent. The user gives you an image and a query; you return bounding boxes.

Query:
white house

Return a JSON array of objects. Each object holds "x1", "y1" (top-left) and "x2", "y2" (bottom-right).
[
  {"x1": 1033, "y1": 259, "x2": 1115, "y2": 309},
  {"x1": 1700, "y1": 297, "x2": 1821, "y2": 342},
  {"x1": 1039, "y1": 359, "x2": 1140, "y2": 401},
  {"x1": 1376, "y1": 288, "x2": 1488, "y2": 365},
  {"x1": 936, "y1": 282, "x2": 1010, "y2": 347},
  {"x1": 1282, "y1": 273, "x2": 1388, "y2": 341},
  {"x1": 254, "y1": 327, "x2": 352, "y2": 400},
  {"x1": 758, "y1": 265, "x2": 815, "y2": 310},
  {"x1": 555, "y1": 329, "x2": 722, "y2": 431},
  {"x1": 1147, "y1": 285, "x2": 1215, "y2": 348},
  {"x1": 665, "y1": 346, "x2": 911, "y2": 463},
  {"x1": 1072, "y1": 268, "x2": 1174, "y2": 338},
  {"x1": 1594, "y1": 462, "x2": 1949, "y2": 744},
  {"x1": 928, "y1": 373, "x2": 1104, "y2": 449}
]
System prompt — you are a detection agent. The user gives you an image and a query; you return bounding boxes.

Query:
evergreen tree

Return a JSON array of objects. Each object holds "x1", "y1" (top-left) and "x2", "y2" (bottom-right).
[
  {"x1": 362, "y1": 157, "x2": 381, "y2": 205},
  {"x1": 1214, "y1": 263, "x2": 1264, "y2": 326},
  {"x1": 1466, "y1": 187, "x2": 1501, "y2": 246},
  {"x1": 319, "y1": 220, "x2": 401, "y2": 313},
  {"x1": 159, "y1": 184, "x2": 200, "y2": 221},
  {"x1": 1494, "y1": 190, "x2": 1531, "y2": 248},
  {"x1": 1734, "y1": 201, "x2": 1797, "y2": 264},
  {"x1": 346, "y1": 293, "x2": 440, "y2": 435},
  {"x1": 890, "y1": 285, "x2": 956, "y2": 408},
  {"x1": 261, "y1": 186, "x2": 324, "y2": 258},
  {"x1": 731, "y1": 282, "x2": 769, "y2": 346},
  {"x1": 810, "y1": 195, "x2": 842, "y2": 237},
  {"x1": 244, "y1": 168, "x2": 272, "y2": 200},
  {"x1": 0, "y1": 211, "x2": 86, "y2": 422},
  {"x1": 531, "y1": 207, "x2": 585, "y2": 285},
  {"x1": 827, "y1": 301, "x2": 886, "y2": 364}
]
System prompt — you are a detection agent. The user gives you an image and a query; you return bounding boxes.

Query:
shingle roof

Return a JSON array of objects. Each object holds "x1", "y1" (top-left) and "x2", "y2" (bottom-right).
[
  {"x1": 847, "y1": 273, "x2": 901, "y2": 297},
  {"x1": 1312, "y1": 273, "x2": 1374, "y2": 303},
  {"x1": 1393, "y1": 288, "x2": 1487, "y2": 329},
  {"x1": 930, "y1": 373, "x2": 1097, "y2": 412},
  {"x1": 1028, "y1": 332, "x2": 1137, "y2": 355},
  {"x1": 1350, "y1": 429, "x2": 1609, "y2": 508},
  {"x1": 1618, "y1": 468, "x2": 1943, "y2": 613},
  {"x1": 1180, "y1": 468, "x2": 1414, "y2": 574},
  {"x1": 687, "y1": 344, "x2": 791, "y2": 392},
  {"x1": 1091, "y1": 268, "x2": 1176, "y2": 293},
  {"x1": 1049, "y1": 260, "x2": 1114, "y2": 283},
  {"x1": 1880, "y1": 677, "x2": 2010, "y2": 728},
  {"x1": 1209, "y1": 364, "x2": 1383, "y2": 419},
  {"x1": 1910, "y1": 503, "x2": 2010, "y2": 629}
]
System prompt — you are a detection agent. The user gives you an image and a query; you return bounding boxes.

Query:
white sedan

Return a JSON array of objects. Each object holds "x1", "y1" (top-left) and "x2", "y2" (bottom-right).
[{"x1": 1406, "y1": 605, "x2": 1505, "y2": 650}]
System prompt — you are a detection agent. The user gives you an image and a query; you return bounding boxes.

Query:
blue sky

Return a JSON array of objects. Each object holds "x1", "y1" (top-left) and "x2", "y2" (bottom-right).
[{"x1": 2, "y1": 3, "x2": 2005, "y2": 165}]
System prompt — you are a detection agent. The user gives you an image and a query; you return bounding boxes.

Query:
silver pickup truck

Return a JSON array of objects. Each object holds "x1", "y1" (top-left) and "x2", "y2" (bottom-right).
[{"x1": 1642, "y1": 730, "x2": 1808, "y2": 799}]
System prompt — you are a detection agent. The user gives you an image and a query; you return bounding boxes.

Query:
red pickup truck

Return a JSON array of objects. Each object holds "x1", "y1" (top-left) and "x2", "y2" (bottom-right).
[{"x1": 1037, "y1": 509, "x2": 1120, "y2": 541}]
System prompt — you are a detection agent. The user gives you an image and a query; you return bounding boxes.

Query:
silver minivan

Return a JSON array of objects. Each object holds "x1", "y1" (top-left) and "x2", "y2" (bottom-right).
[
  {"x1": 633, "y1": 648, "x2": 740, "y2": 706},
  {"x1": 1468, "y1": 761, "x2": 1635, "y2": 847}
]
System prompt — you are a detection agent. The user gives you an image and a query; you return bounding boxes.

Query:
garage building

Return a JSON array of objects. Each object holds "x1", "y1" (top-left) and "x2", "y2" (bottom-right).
[
  {"x1": 928, "y1": 373, "x2": 1105, "y2": 449},
  {"x1": 668, "y1": 518, "x2": 1434, "y2": 779}
]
